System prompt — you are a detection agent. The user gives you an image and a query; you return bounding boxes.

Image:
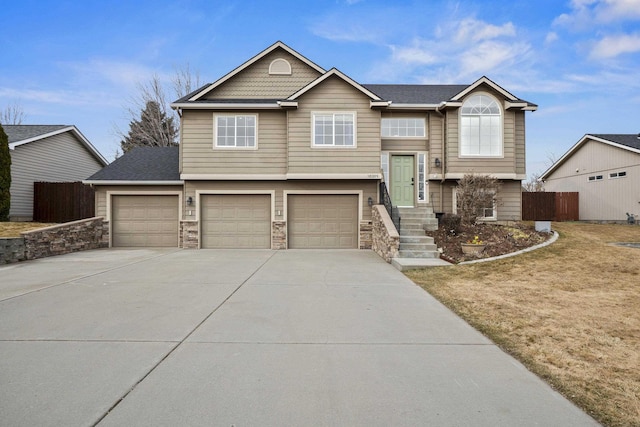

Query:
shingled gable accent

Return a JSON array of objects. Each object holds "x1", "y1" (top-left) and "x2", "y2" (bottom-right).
[
  {"x1": 540, "y1": 134, "x2": 640, "y2": 180},
  {"x1": 286, "y1": 68, "x2": 383, "y2": 101},
  {"x1": 187, "y1": 41, "x2": 326, "y2": 102}
]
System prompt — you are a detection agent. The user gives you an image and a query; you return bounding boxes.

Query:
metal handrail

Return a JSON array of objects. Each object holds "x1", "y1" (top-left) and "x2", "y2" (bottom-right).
[{"x1": 379, "y1": 182, "x2": 401, "y2": 232}]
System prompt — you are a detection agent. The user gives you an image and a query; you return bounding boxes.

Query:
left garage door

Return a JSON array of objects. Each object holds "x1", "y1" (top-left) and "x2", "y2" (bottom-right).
[{"x1": 111, "y1": 195, "x2": 179, "y2": 247}]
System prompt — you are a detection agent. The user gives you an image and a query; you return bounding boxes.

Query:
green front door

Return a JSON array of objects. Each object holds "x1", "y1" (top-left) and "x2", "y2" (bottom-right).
[{"x1": 391, "y1": 155, "x2": 415, "y2": 207}]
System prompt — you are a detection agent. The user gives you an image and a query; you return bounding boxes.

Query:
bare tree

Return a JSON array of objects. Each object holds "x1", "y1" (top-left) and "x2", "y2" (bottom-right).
[
  {"x1": 117, "y1": 66, "x2": 201, "y2": 153},
  {"x1": 522, "y1": 172, "x2": 545, "y2": 192},
  {"x1": 1, "y1": 102, "x2": 26, "y2": 125}
]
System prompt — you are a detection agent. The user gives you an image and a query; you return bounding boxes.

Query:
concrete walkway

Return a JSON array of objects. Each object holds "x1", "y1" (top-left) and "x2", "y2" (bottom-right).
[{"x1": 0, "y1": 249, "x2": 599, "y2": 426}]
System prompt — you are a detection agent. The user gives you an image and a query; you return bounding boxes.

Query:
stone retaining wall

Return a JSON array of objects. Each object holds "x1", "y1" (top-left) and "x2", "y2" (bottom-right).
[
  {"x1": 21, "y1": 217, "x2": 108, "y2": 261},
  {"x1": 371, "y1": 205, "x2": 399, "y2": 263},
  {"x1": 0, "y1": 238, "x2": 26, "y2": 264}
]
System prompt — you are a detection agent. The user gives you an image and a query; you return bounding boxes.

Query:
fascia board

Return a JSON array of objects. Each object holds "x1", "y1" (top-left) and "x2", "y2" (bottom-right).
[
  {"x1": 451, "y1": 76, "x2": 518, "y2": 101},
  {"x1": 83, "y1": 180, "x2": 184, "y2": 185}
]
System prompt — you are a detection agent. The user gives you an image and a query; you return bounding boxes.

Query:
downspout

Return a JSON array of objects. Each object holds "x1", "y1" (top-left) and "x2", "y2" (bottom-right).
[{"x1": 436, "y1": 103, "x2": 446, "y2": 213}]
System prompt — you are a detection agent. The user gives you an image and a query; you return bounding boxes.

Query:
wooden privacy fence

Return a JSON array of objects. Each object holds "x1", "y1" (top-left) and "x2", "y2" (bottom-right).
[
  {"x1": 522, "y1": 192, "x2": 579, "y2": 221},
  {"x1": 33, "y1": 182, "x2": 95, "y2": 223}
]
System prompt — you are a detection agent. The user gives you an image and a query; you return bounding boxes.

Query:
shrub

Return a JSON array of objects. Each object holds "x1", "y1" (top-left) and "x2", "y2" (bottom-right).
[
  {"x1": 441, "y1": 213, "x2": 461, "y2": 234},
  {"x1": 456, "y1": 174, "x2": 501, "y2": 225}
]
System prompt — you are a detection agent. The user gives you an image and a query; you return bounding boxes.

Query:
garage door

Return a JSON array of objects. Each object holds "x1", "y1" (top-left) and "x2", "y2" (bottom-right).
[
  {"x1": 201, "y1": 194, "x2": 271, "y2": 249},
  {"x1": 111, "y1": 195, "x2": 179, "y2": 247},
  {"x1": 288, "y1": 194, "x2": 358, "y2": 249}
]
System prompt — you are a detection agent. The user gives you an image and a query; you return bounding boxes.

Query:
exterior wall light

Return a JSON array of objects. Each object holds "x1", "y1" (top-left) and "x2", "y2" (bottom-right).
[
  {"x1": 434, "y1": 158, "x2": 441, "y2": 168},
  {"x1": 368, "y1": 196, "x2": 373, "y2": 207},
  {"x1": 186, "y1": 196, "x2": 193, "y2": 206}
]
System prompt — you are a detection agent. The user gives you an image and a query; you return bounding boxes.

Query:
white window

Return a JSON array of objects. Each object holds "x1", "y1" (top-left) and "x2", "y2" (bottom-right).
[
  {"x1": 313, "y1": 112, "x2": 355, "y2": 147},
  {"x1": 418, "y1": 153, "x2": 427, "y2": 202},
  {"x1": 609, "y1": 171, "x2": 627, "y2": 179},
  {"x1": 460, "y1": 94, "x2": 502, "y2": 157},
  {"x1": 452, "y1": 188, "x2": 497, "y2": 220},
  {"x1": 381, "y1": 152, "x2": 389, "y2": 184},
  {"x1": 215, "y1": 115, "x2": 257, "y2": 148},
  {"x1": 588, "y1": 175, "x2": 604, "y2": 182},
  {"x1": 381, "y1": 118, "x2": 425, "y2": 138}
]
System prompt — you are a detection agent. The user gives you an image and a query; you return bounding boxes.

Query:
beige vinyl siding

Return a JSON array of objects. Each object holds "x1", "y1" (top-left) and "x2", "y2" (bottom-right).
[
  {"x1": 181, "y1": 109, "x2": 287, "y2": 176},
  {"x1": 445, "y1": 90, "x2": 520, "y2": 176},
  {"x1": 287, "y1": 76, "x2": 381, "y2": 174},
  {"x1": 9, "y1": 132, "x2": 105, "y2": 220},
  {"x1": 428, "y1": 113, "x2": 444, "y2": 168},
  {"x1": 380, "y1": 112, "x2": 429, "y2": 152},
  {"x1": 431, "y1": 179, "x2": 521, "y2": 220},
  {"x1": 515, "y1": 111, "x2": 526, "y2": 175},
  {"x1": 544, "y1": 140, "x2": 640, "y2": 220},
  {"x1": 204, "y1": 49, "x2": 322, "y2": 100},
  {"x1": 183, "y1": 180, "x2": 377, "y2": 223},
  {"x1": 94, "y1": 185, "x2": 183, "y2": 218}
]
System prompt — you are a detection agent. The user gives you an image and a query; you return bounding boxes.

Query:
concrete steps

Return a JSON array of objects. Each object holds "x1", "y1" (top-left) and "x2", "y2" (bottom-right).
[{"x1": 392, "y1": 206, "x2": 444, "y2": 270}]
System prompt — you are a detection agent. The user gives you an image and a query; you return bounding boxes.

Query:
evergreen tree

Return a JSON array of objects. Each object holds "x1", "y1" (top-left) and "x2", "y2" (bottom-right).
[
  {"x1": 120, "y1": 100, "x2": 178, "y2": 153},
  {"x1": 0, "y1": 124, "x2": 11, "y2": 221}
]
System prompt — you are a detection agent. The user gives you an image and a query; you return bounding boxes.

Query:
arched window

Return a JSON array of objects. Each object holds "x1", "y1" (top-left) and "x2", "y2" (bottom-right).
[
  {"x1": 269, "y1": 58, "x2": 292, "y2": 75},
  {"x1": 459, "y1": 94, "x2": 502, "y2": 157}
]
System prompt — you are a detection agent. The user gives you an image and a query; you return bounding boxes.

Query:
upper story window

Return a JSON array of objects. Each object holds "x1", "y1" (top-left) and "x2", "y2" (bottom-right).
[
  {"x1": 460, "y1": 94, "x2": 502, "y2": 157},
  {"x1": 609, "y1": 171, "x2": 626, "y2": 179},
  {"x1": 214, "y1": 115, "x2": 257, "y2": 148},
  {"x1": 381, "y1": 118, "x2": 426, "y2": 138},
  {"x1": 312, "y1": 112, "x2": 356, "y2": 147}
]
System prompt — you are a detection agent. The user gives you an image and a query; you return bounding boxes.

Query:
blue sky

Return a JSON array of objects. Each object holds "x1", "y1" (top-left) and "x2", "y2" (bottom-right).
[{"x1": 2, "y1": 0, "x2": 639, "y2": 177}]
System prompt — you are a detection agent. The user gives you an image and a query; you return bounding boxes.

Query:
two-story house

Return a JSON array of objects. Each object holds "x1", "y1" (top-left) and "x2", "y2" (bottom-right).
[{"x1": 86, "y1": 41, "x2": 536, "y2": 251}]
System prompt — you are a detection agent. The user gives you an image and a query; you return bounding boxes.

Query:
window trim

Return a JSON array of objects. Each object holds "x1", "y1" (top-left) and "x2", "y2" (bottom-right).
[
  {"x1": 381, "y1": 117, "x2": 426, "y2": 139},
  {"x1": 588, "y1": 174, "x2": 604, "y2": 182},
  {"x1": 609, "y1": 171, "x2": 627, "y2": 179},
  {"x1": 311, "y1": 111, "x2": 357, "y2": 148},
  {"x1": 452, "y1": 188, "x2": 497, "y2": 221},
  {"x1": 459, "y1": 92, "x2": 503, "y2": 158},
  {"x1": 213, "y1": 114, "x2": 258, "y2": 150}
]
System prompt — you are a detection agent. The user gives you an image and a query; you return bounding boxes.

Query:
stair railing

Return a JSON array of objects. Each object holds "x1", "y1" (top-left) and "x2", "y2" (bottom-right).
[{"x1": 379, "y1": 182, "x2": 401, "y2": 232}]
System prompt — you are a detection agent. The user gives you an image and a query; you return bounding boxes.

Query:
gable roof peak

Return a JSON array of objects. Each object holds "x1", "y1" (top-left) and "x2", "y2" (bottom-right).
[{"x1": 186, "y1": 41, "x2": 326, "y2": 102}]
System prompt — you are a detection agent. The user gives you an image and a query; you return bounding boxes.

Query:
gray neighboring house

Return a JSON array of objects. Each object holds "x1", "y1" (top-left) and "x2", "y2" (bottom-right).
[
  {"x1": 4, "y1": 125, "x2": 108, "y2": 221},
  {"x1": 541, "y1": 134, "x2": 640, "y2": 222}
]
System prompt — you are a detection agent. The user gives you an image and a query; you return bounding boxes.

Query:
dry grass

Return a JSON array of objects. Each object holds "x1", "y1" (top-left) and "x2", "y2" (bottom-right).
[
  {"x1": 0, "y1": 222, "x2": 56, "y2": 237},
  {"x1": 406, "y1": 222, "x2": 640, "y2": 427}
]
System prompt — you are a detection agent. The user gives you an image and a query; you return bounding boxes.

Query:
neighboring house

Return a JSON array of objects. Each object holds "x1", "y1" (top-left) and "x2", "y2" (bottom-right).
[
  {"x1": 541, "y1": 134, "x2": 640, "y2": 221},
  {"x1": 85, "y1": 41, "x2": 536, "y2": 249},
  {"x1": 4, "y1": 125, "x2": 108, "y2": 221}
]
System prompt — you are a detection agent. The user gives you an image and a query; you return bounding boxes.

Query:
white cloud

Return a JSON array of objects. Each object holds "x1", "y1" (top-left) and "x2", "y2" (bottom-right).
[
  {"x1": 545, "y1": 32, "x2": 559, "y2": 44},
  {"x1": 458, "y1": 41, "x2": 530, "y2": 76},
  {"x1": 390, "y1": 41, "x2": 439, "y2": 65},
  {"x1": 554, "y1": 0, "x2": 640, "y2": 28},
  {"x1": 590, "y1": 33, "x2": 640, "y2": 58},
  {"x1": 455, "y1": 19, "x2": 516, "y2": 43}
]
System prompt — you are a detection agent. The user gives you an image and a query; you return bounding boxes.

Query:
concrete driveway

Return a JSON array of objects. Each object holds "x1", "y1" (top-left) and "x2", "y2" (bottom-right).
[{"x1": 0, "y1": 249, "x2": 598, "y2": 426}]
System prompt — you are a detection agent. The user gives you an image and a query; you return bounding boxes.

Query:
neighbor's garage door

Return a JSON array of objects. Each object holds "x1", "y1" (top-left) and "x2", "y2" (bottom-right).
[
  {"x1": 288, "y1": 194, "x2": 358, "y2": 249},
  {"x1": 201, "y1": 194, "x2": 271, "y2": 249},
  {"x1": 111, "y1": 195, "x2": 179, "y2": 247}
]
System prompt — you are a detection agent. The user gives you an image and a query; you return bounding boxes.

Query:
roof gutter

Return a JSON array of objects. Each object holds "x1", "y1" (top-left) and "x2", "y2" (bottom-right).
[{"x1": 83, "y1": 180, "x2": 184, "y2": 186}]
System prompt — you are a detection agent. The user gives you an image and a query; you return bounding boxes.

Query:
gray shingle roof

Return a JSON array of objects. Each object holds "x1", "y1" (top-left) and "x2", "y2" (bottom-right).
[
  {"x1": 2, "y1": 125, "x2": 69, "y2": 143},
  {"x1": 591, "y1": 134, "x2": 640, "y2": 151},
  {"x1": 86, "y1": 146, "x2": 179, "y2": 181},
  {"x1": 363, "y1": 84, "x2": 468, "y2": 104}
]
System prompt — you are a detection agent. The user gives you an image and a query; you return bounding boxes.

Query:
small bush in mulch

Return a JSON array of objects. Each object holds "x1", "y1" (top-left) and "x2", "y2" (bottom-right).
[{"x1": 426, "y1": 222, "x2": 551, "y2": 263}]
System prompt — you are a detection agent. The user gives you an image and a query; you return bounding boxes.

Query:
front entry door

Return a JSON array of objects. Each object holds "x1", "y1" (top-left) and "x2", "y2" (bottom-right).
[{"x1": 391, "y1": 155, "x2": 415, "y2": 207}]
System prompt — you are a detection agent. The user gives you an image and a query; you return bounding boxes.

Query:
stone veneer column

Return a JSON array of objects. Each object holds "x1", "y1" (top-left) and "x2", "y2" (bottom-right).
[
  {"x1": 180, "y1": 221, "x2": 199, "y2": 249},
  {"x1": 272, "y1": 221, "x2": 287, "y2": 250},
  {"x1": 359, "y1": 220, "x2": 373, "y2": 249}
]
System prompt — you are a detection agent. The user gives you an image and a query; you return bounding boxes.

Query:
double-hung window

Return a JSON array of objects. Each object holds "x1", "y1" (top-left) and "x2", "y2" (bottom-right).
[
  {"x1": 312, "y1": 112, "x2": 355, "y2": 147},
  {"x1": 215, "y1": 115, "x2": 257, "y2": 148},
  {"x1": 460, "y1": 94, "x2": 502, "y2": 157}
]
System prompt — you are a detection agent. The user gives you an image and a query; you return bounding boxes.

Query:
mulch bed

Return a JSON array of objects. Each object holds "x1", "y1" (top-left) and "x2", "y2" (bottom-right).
[{"x1": 425, "y1": 222, "x2": 552, "y2": 263}]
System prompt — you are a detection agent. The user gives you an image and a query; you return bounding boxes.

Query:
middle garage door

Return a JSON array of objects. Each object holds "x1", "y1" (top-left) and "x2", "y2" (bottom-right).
[
  {"x1": 288, "y1": 194, "x2": 359, "y2": 249},
  {"x1": 201, "y1": 194, "x2": 271, "y2": 249}
]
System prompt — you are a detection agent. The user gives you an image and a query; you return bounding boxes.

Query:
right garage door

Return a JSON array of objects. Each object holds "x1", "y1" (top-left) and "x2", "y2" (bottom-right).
[{"x1": 288, "y1": 194, "x2": 358, "y2": 249}]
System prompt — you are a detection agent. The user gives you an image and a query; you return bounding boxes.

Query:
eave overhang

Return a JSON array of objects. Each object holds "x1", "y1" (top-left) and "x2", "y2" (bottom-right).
[{"x1": 83, "y1": 180, "x2": 184, "y2": 186}]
